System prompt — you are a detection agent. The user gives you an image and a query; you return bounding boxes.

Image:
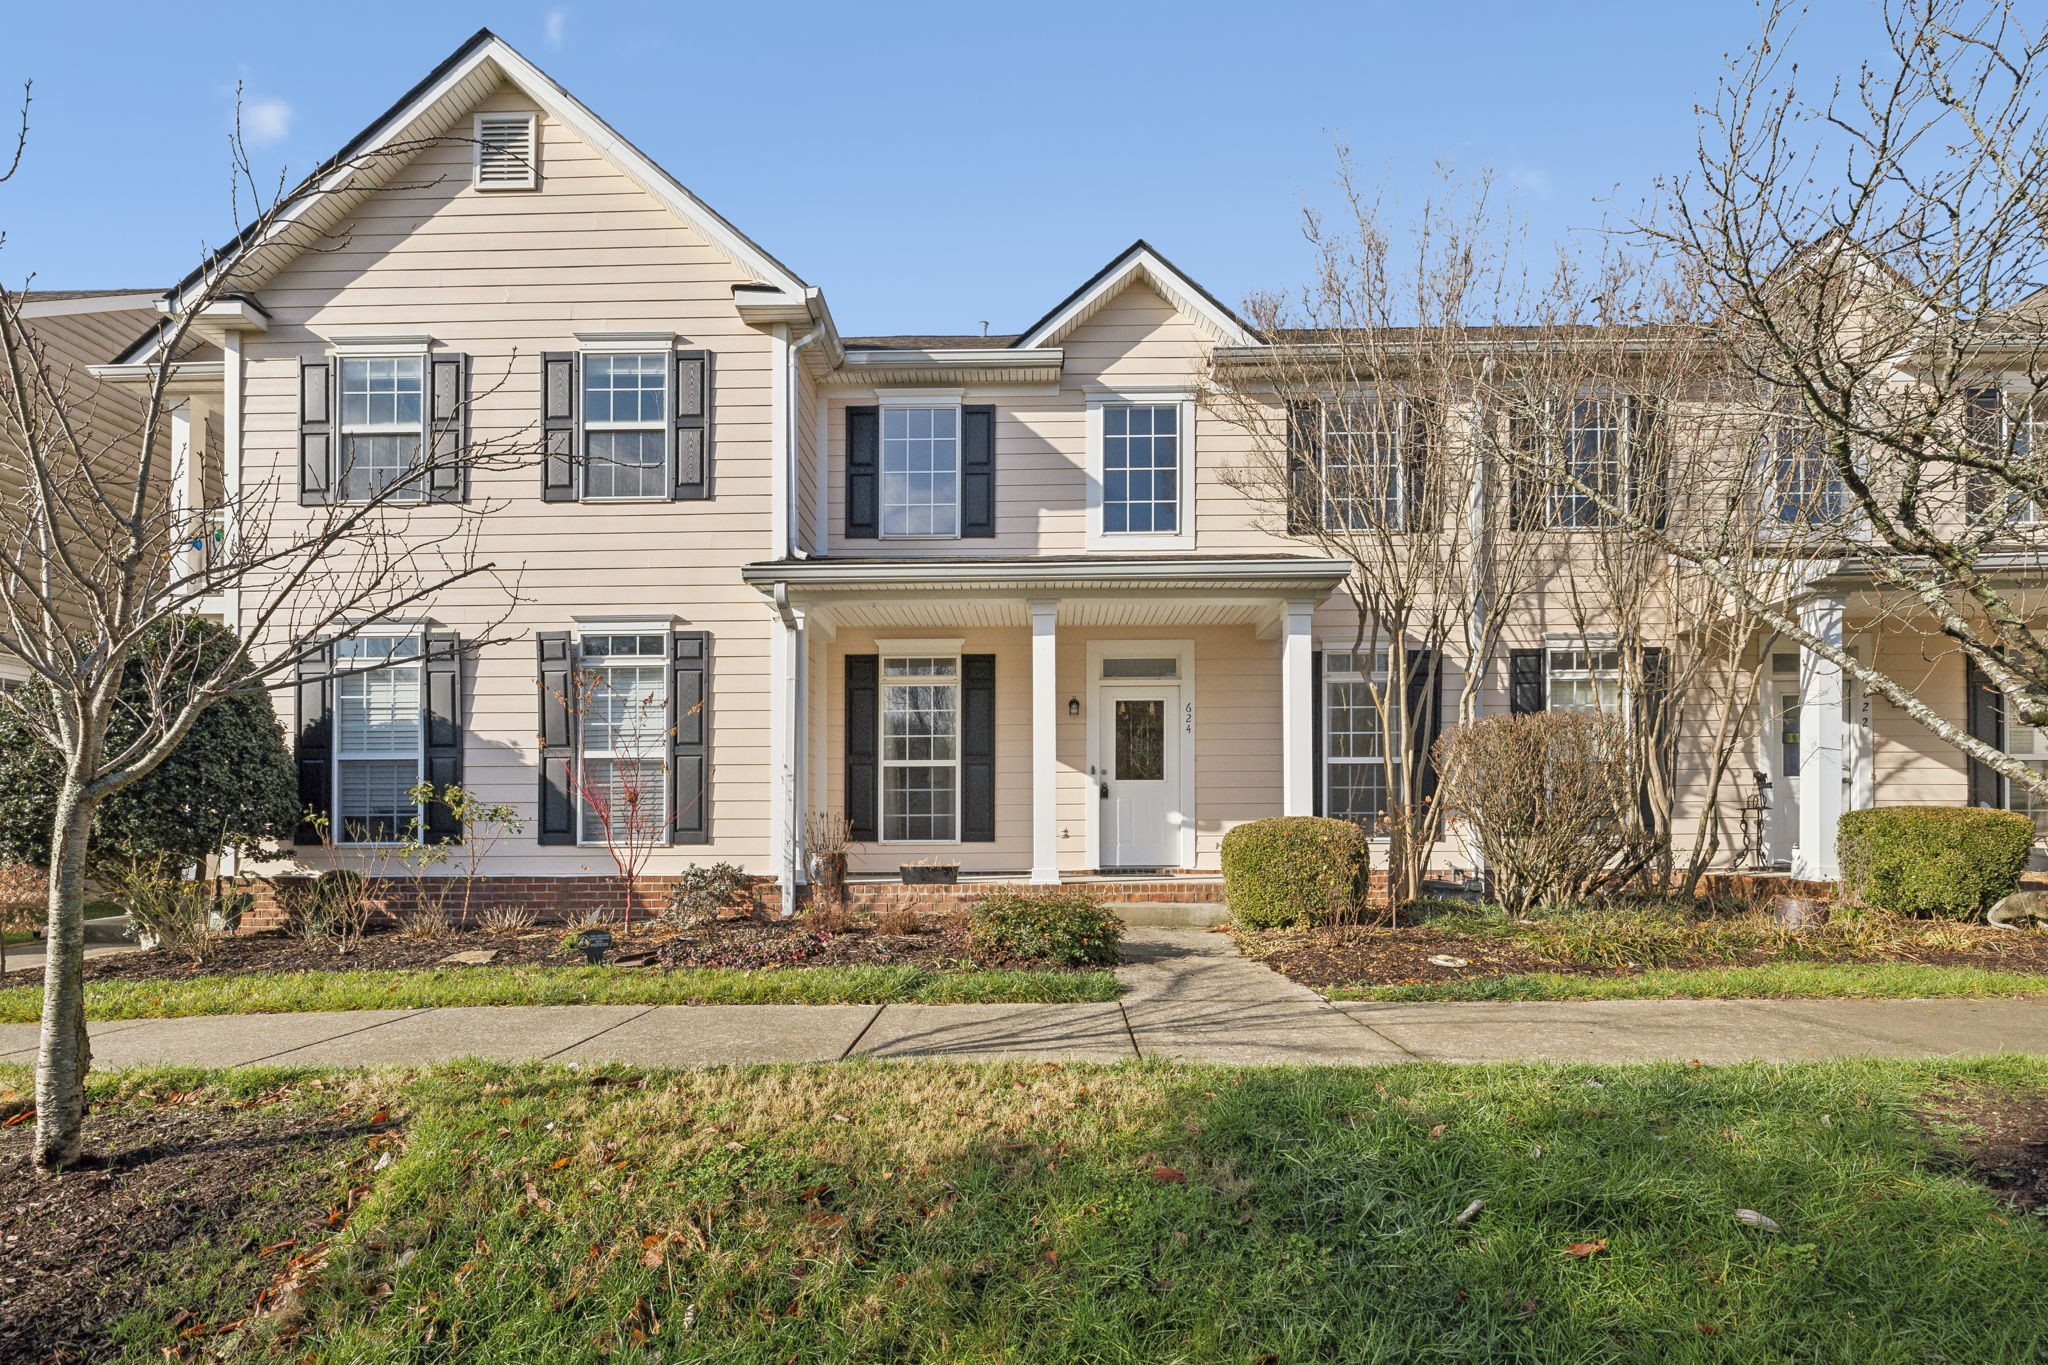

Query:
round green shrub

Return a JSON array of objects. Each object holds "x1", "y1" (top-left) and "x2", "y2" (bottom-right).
[
  {"x1": 966, "y1": 889, "x2": 1122, "y2": 966},
  {"x1": 1221, "y1": 816, "x2": 1371, "y2": 929},
  {"x1": 1836, "y1": 805, "x2": 2035, "y2": 920}
]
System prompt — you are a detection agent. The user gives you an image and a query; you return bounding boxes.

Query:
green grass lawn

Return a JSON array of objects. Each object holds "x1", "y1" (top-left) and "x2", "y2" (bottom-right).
[
  {"x1": 17, "y1": 1056, "x2": 2048, "y2": 1362},
  {"x1": 1335, "y1": 961, "x2": 2048, "y2": 1002},
  {"x1": 0, "y1": 964, "x2": 1119, "y2": 1024}
]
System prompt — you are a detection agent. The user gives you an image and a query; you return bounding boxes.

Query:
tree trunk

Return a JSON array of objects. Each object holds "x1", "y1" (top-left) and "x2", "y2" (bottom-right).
[{"x1": 33, "y1": 786, "x2": 97, "y2": 1173}]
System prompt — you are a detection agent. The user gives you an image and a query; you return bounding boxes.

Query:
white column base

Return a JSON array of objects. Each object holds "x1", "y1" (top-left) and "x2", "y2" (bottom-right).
[{"x1": 1795, "y1": 596, "x2": 1846, "y2": 880}]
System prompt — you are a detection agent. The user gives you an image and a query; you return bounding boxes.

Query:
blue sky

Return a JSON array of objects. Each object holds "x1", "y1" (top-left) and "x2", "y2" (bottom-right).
[{"x1": 1, "y1": 1, "x2": 1882, "y2": 336}]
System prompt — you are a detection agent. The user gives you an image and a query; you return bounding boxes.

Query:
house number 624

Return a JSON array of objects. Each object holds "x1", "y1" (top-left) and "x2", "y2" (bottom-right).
[{"x1": 1184, "y1": 702, "x2": 1194, "y2": 735}]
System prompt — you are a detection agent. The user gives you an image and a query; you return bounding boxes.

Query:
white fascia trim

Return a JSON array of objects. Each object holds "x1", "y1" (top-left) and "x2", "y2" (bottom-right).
[
  {"x1": 742, "y1": 556, "x2": 1352, "y2": 589},
  {"x1": 1084, "y1": 390, "x2": 1197, "y2": 552},
  {"x1": 87, "y1": 360, "x2": 225, "y2": 386},
  {"x1": 18, "y1": 292, "x2": 163, "y2": 319},
  {"x1": 1016, "y1": 247, "x2": 1257, "y2": 351}
]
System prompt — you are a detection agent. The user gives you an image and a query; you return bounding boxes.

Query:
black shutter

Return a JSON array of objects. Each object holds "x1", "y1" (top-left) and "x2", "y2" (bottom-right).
[
  {"x1": 427, "y1": 353, "x2": 467, "y2": 502},
  {"x1": 961, "y1": 654, "x2": 996, "y2": 840},
  {"x1": 845, "y1": 654, "x2": 880, "y2": 841},
  {"x1": 299, "y1": 359, "x2": 332, "y2": 506},
  {"x1": 672, "y1": 349, "x2": 711, "y2": 501},
  {"x1": 1311, "y1": 649, "x2": 1325, "y2": 816},
  {"x1": 1404, "y1": 648, "x2": 1443, "y2": 812},
  {"x1": 1285, "y1": 400, "x2": 1321, "y2": 534},
  {"x1": 1966, "y1": 657, "x2": 2006, "y2": 808},
  {"x1": 670, "y1": 631, "x2": 710, "y2": 844},
  {"x1": 537, "y1": 631, "x2": 576, "y2": 844},
  {"x1": 293, "y1": 642, "x2": 333, "y2": 845},
  {"x1": 1631, "y1": 396, "x2": 1669, "y2": 529},
  {"x1": 1637, "y1": 646, "x2": 1672, "y2": 825},
  {"x1": 846, "y1": 406, "x2": 879, "y2": 539},
  {"x1": 422, "y1": 631, "x2": 464, "y2": 843},
  {"x1": 1507, "y1": 412, "x2": 1542, "y2": 531},
  {"x1": 1509, "y1": 648, "x2": 1546, "y2": 714},
  {"x1": 1965, "y1": 388, "x2": 2003, "y2": 526},
  {"x1": 541, "y1": 352, "x2": 578, "y2": 503},
  {"x1": 1403, "y1": 399, "x2": 1433, "y2": 533},
  {"x1": 962, "y1": 405, "x2": 996, "y2": 538}
]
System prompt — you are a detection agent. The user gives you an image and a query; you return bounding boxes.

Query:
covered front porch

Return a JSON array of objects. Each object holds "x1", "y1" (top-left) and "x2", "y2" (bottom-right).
[{"x1": 743, "y1": 555, "x2": 1350, "y2": 898}]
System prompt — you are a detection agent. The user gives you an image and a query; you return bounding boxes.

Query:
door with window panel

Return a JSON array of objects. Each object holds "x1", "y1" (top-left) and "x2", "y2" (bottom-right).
[
  {"x1": 1098, "y1": 683, "x2": 1178, "y2": 868},
  {"x1": 577, "y1": 634, "x2": 670, "y2": 843},
  {"x1": 333, "y1": 636, "x2": 423, "y2": 843}
]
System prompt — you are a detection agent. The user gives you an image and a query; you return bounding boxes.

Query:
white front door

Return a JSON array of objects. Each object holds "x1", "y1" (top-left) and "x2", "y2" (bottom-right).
[
  {"x1": 1767, "y1": 680, "x2": 1802, "y2": 864},
  {"x1": 1097, "y1": 684, "x2": 1178, "y2": 869}
]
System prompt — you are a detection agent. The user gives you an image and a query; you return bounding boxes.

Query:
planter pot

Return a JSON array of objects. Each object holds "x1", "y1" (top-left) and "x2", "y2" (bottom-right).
[
  {"x1": 1771, "y1": 895, "x2": 1830, "y2": 931},
  {"x1": 900, "y1": 865, "x2": 959, "y2": 886}
]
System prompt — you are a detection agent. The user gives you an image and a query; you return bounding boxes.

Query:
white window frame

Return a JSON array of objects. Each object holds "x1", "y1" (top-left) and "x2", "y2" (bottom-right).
[
  {"x1": 877, "y1": 393, "x2": 964, "y2": 540},
  {"x1": 877, "y1": 647, "x2": 962, "y2": 844},
  {"x1": 1546, "y1": 645, "x2": 1625, "y2": 716},
  {"x1": 335, "y1": 349, "x2": 427, "y2": 505},
  {"x1": 1322, "y1": 647, "x2": 1402, "y2": 828},
  {"x1": 579, "y1": 349, "x2": 670, "y2": 502},
  {"x1": 1981, "y1": 382, "x2": 2047, "y2": 526},
  {"x1": 1761, "y1": 405, "x2": 1850, "y2": 534},
  {"x1": 574, "y1": 628, "x2": 671, "y2": 848},
  {"x1": 1320, "y1": 395, "x2": 1409, "y2": 532},
  {"x1": 331, "y1": 630, "x2": 425, "y2": 847},
  {"x1": 473, "y1": 111, "x2": 539, "y2": 191},
  {"x1": 1550, "y1": 395, "x2": 1631, "y2": 530},
  {"x1": 1086, "y1": 390, "x2": 1196, "y2": 550}
]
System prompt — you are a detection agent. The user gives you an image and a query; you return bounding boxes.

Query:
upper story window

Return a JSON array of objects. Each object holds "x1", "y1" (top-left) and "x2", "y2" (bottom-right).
[
  {"x1": 333, "y1": 634, "x2": 423, "y2": 844},
  {"x1": 1765, "y1": 407, "x2": 1849, "y2": 530},
  {"x1": 337, "y1": 356, "x2": 424, "y2": 502},
  {"x1": 1322, "y1": 399, "x2": 1410, "y2": 530},
  {"x1": 880, "y1": 655, "x2": 959, "y2": 841},
  {"x1": 1966, "y1": 386, "x2": 2045, "y2": 527},
  {"x1": 582, "y1": 353, "x2": 669, "y2": 500},
  {"x1": 576, "y1": 632, "x2": 669, "y2": 845},
  {"x1": 881, "y1": 405, "x2": 960, "y2": 537},
  {"x1": 1102, "y1": 403, "x2": 1180, "y2": 534},
  {"x1": 1088, "y1": 393, "x2": 1195, "y2": 549},
  {"x1": 1509, "y1": 394, "x2": 1663, "y2": 531}
]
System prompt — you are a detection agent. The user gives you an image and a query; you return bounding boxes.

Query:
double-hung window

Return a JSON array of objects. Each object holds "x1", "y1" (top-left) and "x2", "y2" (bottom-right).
[
  {"x1": 2006, "y1": 723, "x2": 2048, "y2": 832},
  {"x1": 1767, "y1": 408, "x2": 1848, "y2": 530},
  {"x1": 1102, "y1": 403, "x2": 1180, "y2": 534},
  {"x1": 1547, "y1": 647, "x2": 1624, "y2": 715},
  {"x1": 1555, "y1": 399, "x2": 1624, "y2": 529},
  {"x1": 333, "y1": 635, "x2": 424, "y2": 844},
  {"x1": 880, "y1": 656, "x2": 958, "y2": 841},
  {"x1": 1324, "y1": 649, "x2": 1401, "y2": 825},
  {"x1": 337, "y1": 356, "x2": 425, "y2": 502},
  {"x1": 1322, "y1": 399, "x2": 1405, "y2": 530},
  {"x1": 881, "y1": 406, "x2": 960, "y2": 537},
  {"x1": 576, "y1": 633, "x2": 670, "y2": 845},
  {"x1": 582, "y1": 353, "x2": 668, "y2": 500},
  {"x1": 1966, "y1": 386, "x2": 2045, "y2": 526}
]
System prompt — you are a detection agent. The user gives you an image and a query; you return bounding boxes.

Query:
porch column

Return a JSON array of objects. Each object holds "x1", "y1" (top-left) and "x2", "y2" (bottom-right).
[
  {"x1": 1030, "y1": 599, "x2": 1060, "y2": 884},
  {"x1": 1282, "y1": 600, "x2": 1316, "y2": 816},
  {"x1": 1796, "y1": 594, "x2": 1846, "y2": 880},
  {"x1": 769, "y1": 595, "x2": 806, "y2": 908}
]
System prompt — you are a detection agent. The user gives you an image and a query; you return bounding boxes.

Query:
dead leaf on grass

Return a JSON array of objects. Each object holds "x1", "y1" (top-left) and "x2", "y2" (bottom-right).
[
  {"x1": 1149, "y1": 1165, "x2": 1187, "y2": 1184},
  {"x1": 1563, "y1": 1239, "x2": 1607, "y2": 1258}
]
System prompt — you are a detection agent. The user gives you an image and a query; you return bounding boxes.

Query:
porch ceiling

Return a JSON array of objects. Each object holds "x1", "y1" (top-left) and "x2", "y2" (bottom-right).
[{"x1": 742, "y1": 554, "x2": 1351, "y2": 632}]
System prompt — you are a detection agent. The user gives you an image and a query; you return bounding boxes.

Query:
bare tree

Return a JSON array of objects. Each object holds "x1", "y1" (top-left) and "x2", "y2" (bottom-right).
[
  {"x1": 1643, "y1": 0, "x2": 2048, "y2": 797},
  {"x1": 1209, "y1": 163, "x2": 1556, "y2": 906},
  {"x1": 0, "y1": 98, "x2": 534, "y2": 1170}
]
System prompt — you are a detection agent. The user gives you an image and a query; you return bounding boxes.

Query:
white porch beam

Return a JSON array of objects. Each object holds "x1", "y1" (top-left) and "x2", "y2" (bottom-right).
[
  {"x1": 1030, "y1": 599, "x2": 1060, "y2": 884},
  {"x1": 1282, "y1": 600, "x2": 1316, "y2": 816},
  {"x1": 1795, "y1": 595, "x2": 1846, "y2": 880}
]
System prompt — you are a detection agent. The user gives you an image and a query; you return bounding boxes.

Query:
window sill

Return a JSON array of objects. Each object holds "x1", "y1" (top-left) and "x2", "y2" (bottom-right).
[{"x1": 1087, "y1": 531, "x2": 1195, "y2": 552}]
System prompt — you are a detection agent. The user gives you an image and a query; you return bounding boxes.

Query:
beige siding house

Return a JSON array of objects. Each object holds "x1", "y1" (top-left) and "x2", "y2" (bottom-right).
[{"x1": 88, "y1": 29, "x2": 2037, "y2": 909}]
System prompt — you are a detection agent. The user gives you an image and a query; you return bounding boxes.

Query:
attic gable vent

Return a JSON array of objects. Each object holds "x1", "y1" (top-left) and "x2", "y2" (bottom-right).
[{"x1": 474, "y1": 113, "x2": 538, "y2": 190}]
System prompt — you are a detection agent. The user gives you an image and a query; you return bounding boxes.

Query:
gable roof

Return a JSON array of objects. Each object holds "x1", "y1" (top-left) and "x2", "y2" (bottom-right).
[
  {"x1": 1011, "y1": 240, "x2": 1260, "y2": 351},
  {"x1": 118, "y1": 29, "x2": 807, "y2": 363}
]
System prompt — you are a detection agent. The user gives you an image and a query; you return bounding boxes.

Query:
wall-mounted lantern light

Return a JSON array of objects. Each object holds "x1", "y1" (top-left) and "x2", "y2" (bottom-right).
[{"x1": 1067, "y1": 697, "x2": 1081, "y2": 717}]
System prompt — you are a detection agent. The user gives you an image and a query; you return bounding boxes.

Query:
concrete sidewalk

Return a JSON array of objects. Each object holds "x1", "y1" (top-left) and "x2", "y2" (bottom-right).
[{"x1": 0, "y1": 927, "x2": 2042, "y2": 1070}]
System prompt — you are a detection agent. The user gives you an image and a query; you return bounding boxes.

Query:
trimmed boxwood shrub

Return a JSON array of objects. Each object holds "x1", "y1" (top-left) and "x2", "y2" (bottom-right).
[
  {"x1": 966, "y1": 889, "x2": 1122, "y2": 966},
  {"x1": 1837, "y1": 805, "x2": 2035, "y2": 920},
  {"x1": 1221, "y1": 816, "x2": 1371, "y2": 929}
]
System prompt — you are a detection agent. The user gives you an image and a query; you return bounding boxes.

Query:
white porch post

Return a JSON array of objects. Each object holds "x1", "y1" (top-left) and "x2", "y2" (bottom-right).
[
  {"x1": 1796, "y1": 595, "x2": 1846, "y2": 880},
  {"x1": 1030, "y1": 599, "x2": 1060, "y2": 884},
  {"x1": 769, "y1": 594, "x2": 805, "y2": 908},
  {"x1": 1282, "y1": 600, "x2": 1316, "y2": 816}
]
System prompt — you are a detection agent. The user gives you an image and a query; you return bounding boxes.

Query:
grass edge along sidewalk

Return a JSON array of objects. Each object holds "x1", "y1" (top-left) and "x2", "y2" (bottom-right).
[{"x1": 0, "y1": 963, "x2": 1120, "y2": 1023}]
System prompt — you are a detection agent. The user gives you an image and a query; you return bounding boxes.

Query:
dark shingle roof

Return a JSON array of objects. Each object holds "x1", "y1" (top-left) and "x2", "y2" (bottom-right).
[
  {"x1": 19, "y1": 288, "x2": 161, "y2": 302},
  {"x1": 842, "y1": 333, "x2": 1021, "y2": 351}
]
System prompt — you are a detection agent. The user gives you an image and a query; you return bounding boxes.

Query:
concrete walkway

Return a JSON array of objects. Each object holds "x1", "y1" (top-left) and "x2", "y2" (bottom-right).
[{"x1": 1, "y1": 927, "x2": 2045, "y2": 1069}]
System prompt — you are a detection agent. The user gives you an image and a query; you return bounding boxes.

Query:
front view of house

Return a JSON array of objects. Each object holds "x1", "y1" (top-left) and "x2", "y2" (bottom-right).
[{"x1": 90, "y1": 30, "x2": 2042, "y2": 911}]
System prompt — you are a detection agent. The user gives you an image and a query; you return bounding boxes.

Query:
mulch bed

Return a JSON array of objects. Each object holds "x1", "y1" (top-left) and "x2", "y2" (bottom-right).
[
  {"x1": 0, "y1": 914, "x2": 1098, "y2": 989},
  {"x1": 1241, "y1": 924, "x2": 2048, "y2": 991},
  {"x1": 0, "y1": 1095, "x2": 382, "y2": 1364},
  {"x1": 1921, "y1": 1085, "x2": 2048, "y2": 1215}
]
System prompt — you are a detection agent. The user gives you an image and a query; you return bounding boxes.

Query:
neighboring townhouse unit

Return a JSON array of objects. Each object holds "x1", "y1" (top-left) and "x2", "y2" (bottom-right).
[{"x1": 84, "y1": 30, "x2": 2042, "y2": 911}]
